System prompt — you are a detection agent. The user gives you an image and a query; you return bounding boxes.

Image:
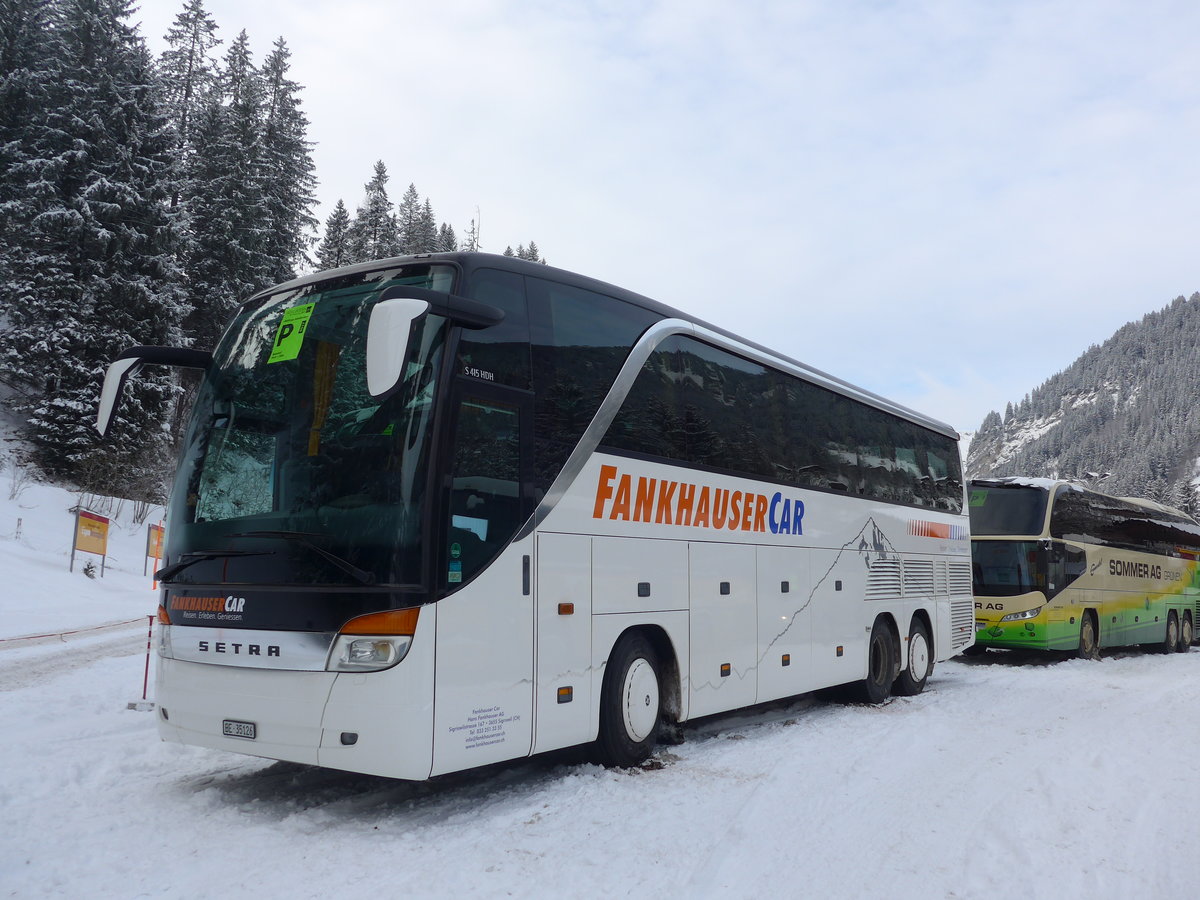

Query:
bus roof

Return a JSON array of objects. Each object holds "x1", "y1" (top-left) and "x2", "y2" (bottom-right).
[{"x1": 248, "y1": 252, "x2": 960, "y2": 440}]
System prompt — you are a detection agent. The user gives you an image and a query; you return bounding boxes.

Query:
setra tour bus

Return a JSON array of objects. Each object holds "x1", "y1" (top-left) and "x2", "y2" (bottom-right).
[
  {"x1": 97, "y1": 253, "x2": 975, "y2": 779},
  {"x1": 968, "y1": 477, "x2": 1200, "y2": 658}
]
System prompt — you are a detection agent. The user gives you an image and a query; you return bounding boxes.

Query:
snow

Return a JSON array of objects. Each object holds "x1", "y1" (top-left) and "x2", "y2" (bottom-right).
[{"x1": 4, "y1": 469, "x2": 1200, "y2": 898}]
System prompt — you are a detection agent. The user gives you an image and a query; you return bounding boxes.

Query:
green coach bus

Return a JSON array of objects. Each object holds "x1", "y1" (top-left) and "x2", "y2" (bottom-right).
[{"x1": 968, "y1": 478, "x2": 1200, "y2": 658}]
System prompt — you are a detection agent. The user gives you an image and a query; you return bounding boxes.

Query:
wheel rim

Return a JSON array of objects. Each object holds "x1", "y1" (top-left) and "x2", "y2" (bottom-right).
[
  {"x1": 1081, "y1": 618, "x2": 1095, "y2": 653},
  {"x1": 908, "y1": 632, "x2": 929, "y2": 681},
  {"x1": 621, "y1": 657, "x2": 659, "y2": 743},
  {"x1": 1184, "y1": 617, "x2": 1193, "y2": 647},
  {"x1": 1169, "y1": 616, "x2": 1178, "y2": 647}
]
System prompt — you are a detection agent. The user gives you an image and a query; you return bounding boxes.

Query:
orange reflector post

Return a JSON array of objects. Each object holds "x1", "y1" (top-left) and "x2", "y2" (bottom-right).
[
  {"x1": 340, "y1": 607, "x2": 420, "y2": 636},
  {"x1": 558, "y1": 602, "x2": 575, "y2": 616},
  {"x1": 157, "y1": 604, "x2": 171, "y2": 625},
  {"x1": 557, "y1": 686, "x2": 573, "y2": 704}
]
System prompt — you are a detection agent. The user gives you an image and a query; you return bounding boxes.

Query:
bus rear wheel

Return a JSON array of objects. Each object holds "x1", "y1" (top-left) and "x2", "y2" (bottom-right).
[
  {"x1": 1160, "y1": 611, "x2": 1180, "y2": 653},
  {"x1": 892, "y1": 619, "x2": 932, "y2": 696},
  {"x1": 595, "y1": 632, "x2": 662, "y2": 768},
  {"x1": 1076, "y1": 612, "x2": 1100, "y2": 661},
  {"x1": 852, "y1": 618, "x2": 895, "y2": 704},
  {"x1": 1178, "y1": 613, "x2": 1193, "y2": 652}
]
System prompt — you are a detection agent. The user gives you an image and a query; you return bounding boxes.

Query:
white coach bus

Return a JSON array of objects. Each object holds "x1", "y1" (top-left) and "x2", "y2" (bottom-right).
[{"x1": 97, "y1": 253, "x2": 974, "y2": 778}]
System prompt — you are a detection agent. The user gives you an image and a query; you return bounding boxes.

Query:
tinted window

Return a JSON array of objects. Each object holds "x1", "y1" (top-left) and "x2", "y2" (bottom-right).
[
  {"x1": 604, "y1": 336, "x2": 964, "y2": 512},
  {"x1": 972, "y1": 540, "x2": 1046, "y2": 596},
  {"x1": 1049, "y1": 487, "x2": 1200, "y2": 556},
  {"x1": 459, "y1": 268, "x2": 531, "y2": 388},
  {"x1": 444, "y1": 395, "x2": 523, "y2": 589},
  {"x1": 968, "y1": 485, "x2": 1049, "y2": 535},
  {"x1": 527, "y1": 277, "x2": 661, "y2": 492}
]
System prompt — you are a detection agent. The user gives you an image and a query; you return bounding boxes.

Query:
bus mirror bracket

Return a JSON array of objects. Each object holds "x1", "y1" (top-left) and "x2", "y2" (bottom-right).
[
  {"x1": 377, "y1": 285, "x2": 504, "y2": 330},
  {"x1": 95, "y1": 346, "x2": 212, "y2": 438}
]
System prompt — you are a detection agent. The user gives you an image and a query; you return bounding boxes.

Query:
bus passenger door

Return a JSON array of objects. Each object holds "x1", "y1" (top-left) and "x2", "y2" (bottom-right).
[
  {"x1": 431, "y1": 386, "x2": 535, "y2": 776},
  {"x1": 533, "y1": 533, "x2": 593, "y2": 754}
]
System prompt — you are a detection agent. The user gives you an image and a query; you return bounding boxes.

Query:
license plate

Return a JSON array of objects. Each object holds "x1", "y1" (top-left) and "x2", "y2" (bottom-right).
[{"x1": 222, "y1": 719, "x2": 256, "y2": 740}]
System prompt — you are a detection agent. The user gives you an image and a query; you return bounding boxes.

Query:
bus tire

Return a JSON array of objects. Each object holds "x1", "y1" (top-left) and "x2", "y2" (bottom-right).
[
  {"x1": 893, "y1": 619, "x2": 933, "y2": 696},
  {"x1": 1178, "y1": 613, "x2": 1193, "y2": 652},
  {"x1": 1160, "y1": 611, "x2": 1180, "y2": 653},
  {"x1": 852, "y1": 618, "x2": 895, "y2": 704},
  {"x1": 1076, "y1": 612, "x2": 1100, "y2": 661},
  {"x1": 595, "y1": 632, "x2": 661, "y2": 768}
]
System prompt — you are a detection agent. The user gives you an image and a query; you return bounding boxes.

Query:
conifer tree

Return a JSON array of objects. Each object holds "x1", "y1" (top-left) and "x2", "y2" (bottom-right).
[
  {"x1": 315, "y1": 199, "x2": 352, "y2": 270},
  {"x1": 159, "y1": 0, "x2": 221, "y2": 170},
  {"x1": 178, "y1": 32, "x2": 276, "y2": 353},
  {"x1": 395, "y1": 182, "x2": 422, "y2": 254},
  {"x1": 0, "y1": 0, "x2": 59, "y2": 321},
  {"x1": 345, "y1": 161, "x2": 399, "y2": 263},
  {"x1": 0, "y1": 0, "x2": 186, "y2": 486},
  {"x1": 436, "y1": 222, "x2": 458, "y2": 252},
  {"x1": 258, "y1": 36, "x2": 317, "y2": 281}
]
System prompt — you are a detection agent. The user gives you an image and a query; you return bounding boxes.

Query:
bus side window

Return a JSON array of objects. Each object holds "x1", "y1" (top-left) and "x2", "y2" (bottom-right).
[{"x1": 445, "y1": 396, "x2": 522, "y2": 589}]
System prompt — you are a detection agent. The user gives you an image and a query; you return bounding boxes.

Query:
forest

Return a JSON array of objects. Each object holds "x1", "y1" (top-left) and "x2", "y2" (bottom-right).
[{"x1": 0, "y1": 0, "x2": 541, "y2": 497}]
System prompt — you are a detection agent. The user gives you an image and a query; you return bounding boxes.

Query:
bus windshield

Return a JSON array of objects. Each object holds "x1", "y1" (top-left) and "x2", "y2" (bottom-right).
[
  {"x1": 968, "y1": 484, "x2": 1048, "y2": 536},
  {"x1": 164, "y1": 264, "x2": 454, "y2": 587},
  {"x1": 972, "y1": 540, "x2": 1046, "y2": 596}
]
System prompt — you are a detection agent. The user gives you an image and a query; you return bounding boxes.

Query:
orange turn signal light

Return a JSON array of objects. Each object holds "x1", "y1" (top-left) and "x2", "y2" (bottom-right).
[{"x1": 340, "y1": 607, "x2": 420, "y2": 636}]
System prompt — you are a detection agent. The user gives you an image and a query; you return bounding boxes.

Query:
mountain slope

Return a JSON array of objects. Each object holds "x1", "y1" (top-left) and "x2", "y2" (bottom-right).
[{"x1": 966, "y1": 292, "x2": 1200, "y2": 511}]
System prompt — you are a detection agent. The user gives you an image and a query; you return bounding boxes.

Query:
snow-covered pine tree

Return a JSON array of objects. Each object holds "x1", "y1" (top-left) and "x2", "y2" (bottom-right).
[
  {"x1": 395, "y1": 182, "x2": 422, "y2": 254},
  {"x1": 0, "y1": 0, "x2": 59, "y2": 324},
  {"x1": 0, "y1": 0, "x2": 186, "y2": 490},
  {"x1": 463, "y1": 217, "x2": 480, "y2": 252},
  {"x1": 179, "y1": 30, "x2": 275, "y2": 354},
  {"x1": 158, "y1": 0, "x2": 221, "y2": 197},
  {"x1": 345, "y1": 161, "x2": 399, "y2": 263},
  {"x1": 258, "y1": 37, "x2": 317, "y2": 282},
  {"x1": 436, "y1": 222, "x2": 458, "y2": 252},
  {"x1": 315, "y1": 199, "x2": 351, "y2": 270}
]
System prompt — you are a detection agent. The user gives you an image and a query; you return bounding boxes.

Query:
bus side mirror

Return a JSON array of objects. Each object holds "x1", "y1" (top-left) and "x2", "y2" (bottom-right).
[
  {"x1": 366, "y1": 298, "x2": 430, "y2": 399},
  {"x1": 95, "y1": 346, "x2": 212, "y2": 438}
]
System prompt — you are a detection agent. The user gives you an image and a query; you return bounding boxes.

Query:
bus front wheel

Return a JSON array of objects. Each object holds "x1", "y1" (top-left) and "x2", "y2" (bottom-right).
[
  {"x1": 892, "y1": 619, "x2": 932, "y2": 696},
  {"x1": 1077, "y1": 612, "x2": 1100, "y2": 661},
  {"x1": 1178, "y1": 613, "x2": 1193, "y2": 652},
  {"x1": 595, "y1": 632, "x2": 661, "y2": 768}
]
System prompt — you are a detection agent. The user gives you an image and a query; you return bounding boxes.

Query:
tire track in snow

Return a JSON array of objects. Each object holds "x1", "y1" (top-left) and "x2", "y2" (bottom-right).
[{"x1": 0, "y1": 625, "x2": 144, "y2": 691}]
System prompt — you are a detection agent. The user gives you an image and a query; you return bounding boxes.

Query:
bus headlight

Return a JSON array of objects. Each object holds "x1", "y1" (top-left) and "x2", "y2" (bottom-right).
[
  {"x1": 1000, "y1": 606, "x2": 1042, "y2": 622},
  {"x1": 328, "y1": 635, "x2": 412, "y2": 672},
  {"x1": 326, "y1": 608, "x2": 420, "y2": 673}
]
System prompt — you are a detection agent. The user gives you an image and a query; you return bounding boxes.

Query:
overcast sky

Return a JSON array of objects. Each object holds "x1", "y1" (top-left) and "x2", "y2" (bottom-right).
[{"x1": 135, "y1": 0, "x2": 1200, "y2": 435}]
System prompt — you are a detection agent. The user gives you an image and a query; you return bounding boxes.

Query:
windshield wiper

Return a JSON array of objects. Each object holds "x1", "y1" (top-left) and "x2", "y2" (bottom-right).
[
  {"x1": 228, "y1": 531, "x2": 377, "y2": 585},
  {"x1": 155, "y1": 549, "x2": 275, "y2": 583}
]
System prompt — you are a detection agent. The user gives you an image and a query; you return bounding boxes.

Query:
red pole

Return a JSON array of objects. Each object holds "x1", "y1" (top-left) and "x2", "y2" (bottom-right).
[{"x1": 141, "y1": 615, "x2": 153, "y2": 701}]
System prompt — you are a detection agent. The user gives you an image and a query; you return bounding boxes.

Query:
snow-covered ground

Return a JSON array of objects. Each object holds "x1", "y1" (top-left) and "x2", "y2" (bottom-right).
[{"x1": 3, "y1": 470, "x2": 1199, "y2": 899}]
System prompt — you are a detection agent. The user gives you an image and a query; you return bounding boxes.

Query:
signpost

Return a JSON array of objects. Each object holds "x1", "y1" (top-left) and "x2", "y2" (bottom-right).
[
  {"x1": 70, "y1": 509, "x2": 109, "y2": 575},
  {"x1": 145, "y1": 521, "x2": 164, "y2": 579}
]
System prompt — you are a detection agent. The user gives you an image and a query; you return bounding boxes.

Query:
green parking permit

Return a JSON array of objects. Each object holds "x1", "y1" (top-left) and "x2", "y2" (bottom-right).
[
  {"x1": 969, "y1": 489, "x2": 988, "y2": 507},
  {"x1": 268, "y1": 303, "x2": 316, "y2": 363}
]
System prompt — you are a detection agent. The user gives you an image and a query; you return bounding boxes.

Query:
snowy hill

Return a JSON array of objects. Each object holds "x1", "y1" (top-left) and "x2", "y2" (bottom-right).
[
  {"x1": 0, "y1": 458, "x2": 162, "y2": 641},
  {"x1": 966, "y1": 291, "x2": 1200, "y2": 509}
]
